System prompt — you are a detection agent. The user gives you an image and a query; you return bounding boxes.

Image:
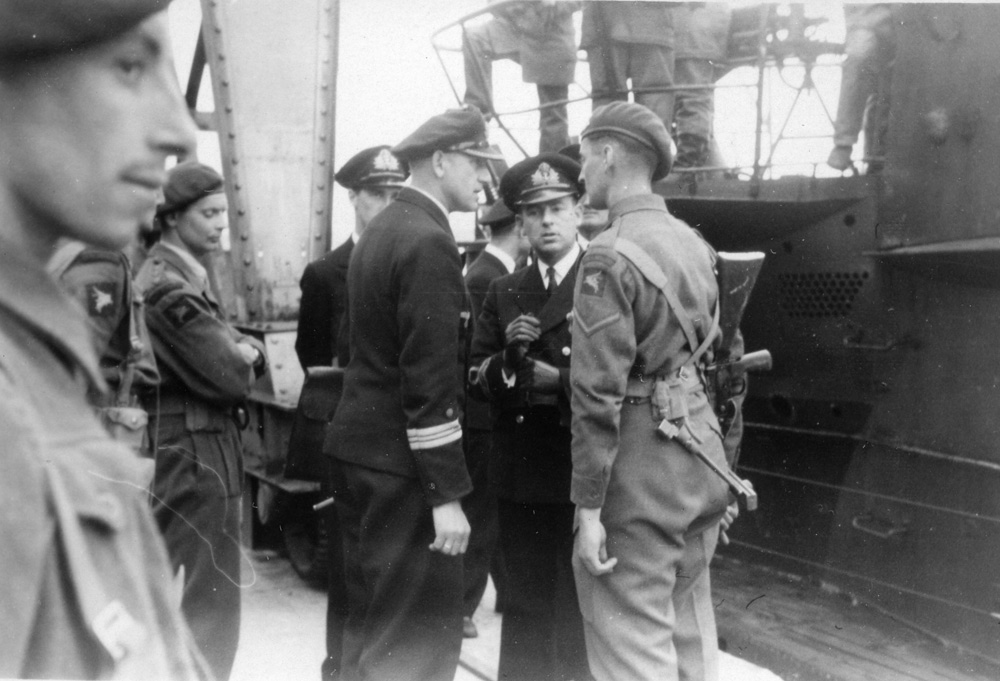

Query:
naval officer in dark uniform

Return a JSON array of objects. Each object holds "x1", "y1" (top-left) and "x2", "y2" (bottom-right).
[
  {"x1": 0, "y1": 1, "x2": 208, "y2": 677},
  {"x1": 296, "y1": 145, "x2": 408, "y2": 369},
  {"x1": 468, "y1": 153, "x2": 592, "y2": 681},
  {"x1": 137, "y1": 162, "x2": 268, "y2": 681},
  {"x1": 571, "y1": 102, "x2": 731, "y2": 680},
  {"x1": 324, "y1": 107, "x2": 502, "y2": 681}
]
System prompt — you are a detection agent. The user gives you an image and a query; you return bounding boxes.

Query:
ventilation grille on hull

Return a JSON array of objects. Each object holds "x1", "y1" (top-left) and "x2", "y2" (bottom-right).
[{"x1": 778, "y1": 271, "x2": 869, "y2": 318}]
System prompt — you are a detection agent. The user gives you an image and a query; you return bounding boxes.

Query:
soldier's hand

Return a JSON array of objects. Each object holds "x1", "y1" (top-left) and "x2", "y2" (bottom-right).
[
  {"x1": 505, "y1": 314, "x2": 541, "y2": 346},
  {"x1": 429, "y1": 500, "x2": 471, "y2": 556},
  {"x1": 719, "y1": 501, "x2": 740, "y2": 546},
  {"x1": 237, "y1": 342, "x2": 260, "y2": 366},
  {"x1": 575, "y1": 507, "x2": 616, "y2": 576}
]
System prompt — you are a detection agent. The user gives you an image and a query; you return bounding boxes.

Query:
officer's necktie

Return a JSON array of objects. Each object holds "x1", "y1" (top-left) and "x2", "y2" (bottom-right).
[{"x1": 546, "y1": 266, "x2": 557, "y2": 297}]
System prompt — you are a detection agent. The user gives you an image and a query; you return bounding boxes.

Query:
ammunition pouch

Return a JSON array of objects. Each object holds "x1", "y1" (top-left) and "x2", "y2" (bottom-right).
[{"x1": 625, "y1": 368, "x2": 704, "y2": 422}]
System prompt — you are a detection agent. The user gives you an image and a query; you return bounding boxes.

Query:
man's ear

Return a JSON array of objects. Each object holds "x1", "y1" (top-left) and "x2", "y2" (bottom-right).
[
  {"x1": 431, "y1": 150, "x2": 447, "y2": 179},
  {"x1": 514, "y1": 214, "x2": 525, "y2": 236},
  {"x1": 347, "y1": 188, "x2": 359, "y2": 209}
]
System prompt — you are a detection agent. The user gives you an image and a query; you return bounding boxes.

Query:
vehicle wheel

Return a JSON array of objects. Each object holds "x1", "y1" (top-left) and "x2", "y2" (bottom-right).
[{"x1": 281, "y1": 495, "x2": 330, "y2": 589}]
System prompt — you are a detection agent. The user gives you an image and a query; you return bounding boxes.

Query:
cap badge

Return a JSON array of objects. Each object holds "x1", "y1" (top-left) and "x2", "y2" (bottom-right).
[
  {"x1": 374, "y1": 148, "x2": 400, "y2": 171},
  {"x1": 530, "y1": 162, "x2": 556, "y2": 187}
]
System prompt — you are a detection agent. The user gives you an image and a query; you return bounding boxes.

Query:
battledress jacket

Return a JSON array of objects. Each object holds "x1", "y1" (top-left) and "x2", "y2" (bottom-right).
[
  {"x1": 325, "y1": 187, "x2": 472, "y2": 506},
  {"x1": 295, "y1": 235, "x2": 353, "y2": 369},
  {"x1": 0, "y1": 241, "x2": 205, "y2": 679}
]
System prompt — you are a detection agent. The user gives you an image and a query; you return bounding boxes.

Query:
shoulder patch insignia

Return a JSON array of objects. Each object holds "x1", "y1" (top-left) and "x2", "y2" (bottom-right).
[
  {"x1": 86, "y1": 283, "x2": 117, "y2": 318},
  {"x1": 163, "y1": 298, "x2": 200, "y2": 329},
  {"x1": 580, "y1": 267, "x2": 607, "y2": 297}
]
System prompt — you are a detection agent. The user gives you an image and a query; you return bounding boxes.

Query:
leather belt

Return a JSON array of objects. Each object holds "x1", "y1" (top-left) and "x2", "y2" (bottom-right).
[{"x1": 623, "y1": 369, "x2": 703, "y2": 404}]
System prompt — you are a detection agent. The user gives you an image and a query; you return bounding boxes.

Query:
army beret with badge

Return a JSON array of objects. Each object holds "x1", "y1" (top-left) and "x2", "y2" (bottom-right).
[
  {"x1": 581, "y1": 101, "x2": 675, "y2": 181},
  {"x1": 0, "y1": 0, "x2": 171, "y2": 58},
  {"x1": 335, "y1": 145, "x2": 409, "y2": 190},
  {"x1": 158, "y1": 162, "x2": 224, "y2": 216},
  {"x1": 392, "y1": 106, "x2": 505, "y2": 163},
  {"x1": 499, "y1": 152, "x2": 583, "y2": 212}
]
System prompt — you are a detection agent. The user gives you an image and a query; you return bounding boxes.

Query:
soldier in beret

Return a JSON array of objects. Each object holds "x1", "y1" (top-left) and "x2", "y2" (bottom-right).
[
  {"x1": 296, "y1": 145, "x2": 408, "y2": 370},
  {"x1": 570, "y1": 101, "x2": 733, "y2": 680},
  {"x1": 136, "y1": 161, "x2": 269, "y2": 681},
  {"x1": 0, "y1": 1, "x2": 207, "y2": 678},
  {"x1": 468, "y1": 152, "x2": 591, "y2": 681},
  {"x1": 324, "y1": 107, "x2": 501, "y2": 681}
]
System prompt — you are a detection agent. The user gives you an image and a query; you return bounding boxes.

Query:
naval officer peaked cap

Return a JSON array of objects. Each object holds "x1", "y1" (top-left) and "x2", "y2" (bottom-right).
[
  {"x1": 500, "y1": 153, "x2": 583, "y2": 212},
  {"x1": 392, "y1": 106, "x2": 505, "y2": 163},
  {"x1": 581, "y1": 101, "x2": 675, "y2": 181},
  {"x1": 158, "y1": 162, "x2": 225, "y2": 216},
  {"x1": 335, "y1": 146, "x2": 409, "y2": 190},
  {"x1": 0, "y1": 0, "x2": 171, "y2": 58}
]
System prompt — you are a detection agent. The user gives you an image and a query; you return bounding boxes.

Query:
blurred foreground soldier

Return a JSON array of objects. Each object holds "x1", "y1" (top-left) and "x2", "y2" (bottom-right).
[
  {"x1": 296, "y1": 145, "x2": 407, "y2": 370},
  {"x1": 571, "y1": 102, "x2": 730, "y2": 681},
  {"x1": 828, "y1": 4, "x2": 895, "y2": 171},
  {"x1": 581, "y1": 1, "x2": 677, "y2": 126},
  {"x1": 49, "y1": 237, "x2": 160, "y2": 457},
  {"x1": 469, "y1": 153, "x2": 591, "y2": 681},
  {"x1": 137, "y1": 162, "x2": 268, "y2": 681},
  {"x1": 672, "y1": 3, "x2": 731, "y2": 170},
  {"x1": 0, "y1": 1, "x2": 209, "y2": 678},
  {"x1": 461, "y1": 199, "x2": 527, "y2": 635},
  {"x1": 324, "y1": 107, "x2": 501, "y2": 680},
  {"x1": 463, "y1": 0, "x2": 578, "y2": 152}
]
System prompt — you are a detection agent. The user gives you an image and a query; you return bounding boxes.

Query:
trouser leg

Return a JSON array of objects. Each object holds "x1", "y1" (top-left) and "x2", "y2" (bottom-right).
[
  {"x1": 833, "y1": 27, "x2": 881, "y2": 148},
  {"x1": 322, "y1": 467, "x2": 348, "y2": 680},
  {"x1": 151, "y1": 423, "x2": 244, "y2": 681},
  {"x1": 462, "y1": 428, "x2": 498, "y2": 618},
  {"x1": 672, "y1": 527, "x2": 721, "y2": 681},
  {"x1": 335, "y1": 462, "x2": 464, "y2": 681},
  {"x1": 498, "y1": 501, "x2": 589, "y2": 681},
  {"x1": 673, "y1": 58, "x2": 715, "y2": 168},
  {"x1": 630, "y1": 43, "x2": 676, "y2": 129},
  {"x1": 537, "y1": 84, "x2": 570, "y2": 153},
  {"x1": 463, "y1": 23, "x2": 496, "y2": 114},
  {"x1": 587, "y1": 43, "x2": 629, "y2": 110}
]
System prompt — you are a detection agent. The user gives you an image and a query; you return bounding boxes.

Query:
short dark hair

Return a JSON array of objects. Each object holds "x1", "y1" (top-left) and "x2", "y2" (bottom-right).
[{"x1": 586, "y1": 133, "x2": 658, "y2": 178}]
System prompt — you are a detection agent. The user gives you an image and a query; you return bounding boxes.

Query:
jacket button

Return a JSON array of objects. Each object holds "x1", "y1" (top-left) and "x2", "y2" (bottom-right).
[
  {"x1": 445, "y1": 408, "x2": 454, "y2": 418},
  {"x1": 562, "y1": 346, "x2": 571, "y2": 356},
  {"x1": 429, "y1": 483, "x2": 436, "y2": 490},
  {"x1": 515, "y1": 414, "x2": 524, "y2": 424}
]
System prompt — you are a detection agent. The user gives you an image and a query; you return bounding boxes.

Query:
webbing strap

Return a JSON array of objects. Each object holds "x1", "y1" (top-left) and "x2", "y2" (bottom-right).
[{"x1": 612, "y1": 237, "x2": 701, "y2": 353}]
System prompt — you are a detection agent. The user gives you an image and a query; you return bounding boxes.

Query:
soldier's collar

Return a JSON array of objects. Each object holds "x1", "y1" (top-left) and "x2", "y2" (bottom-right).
[
  {"x1": 607, "y1": 194, "x2": 668, "y2": 224},
  {"x1": 0, "y1": 239, "x2": 104, "y2": 391}
]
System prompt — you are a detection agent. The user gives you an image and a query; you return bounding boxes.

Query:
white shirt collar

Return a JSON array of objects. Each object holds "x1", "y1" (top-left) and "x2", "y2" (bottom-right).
[
  {"x1": 536, "y1": 242, "x2": 580, "y2": 287},
  {"x1": 161, "y1": 240, "x2": 209, "y2": 285},
  {"x1": 408, "y1": 185, "x2": 450, "y2": 220},
  {"x1": 577, "y1": 234, "x2": 590, "y2": 250},
  {"x1": 484, "y1": 243, "x2": 517, "y2": 274}
]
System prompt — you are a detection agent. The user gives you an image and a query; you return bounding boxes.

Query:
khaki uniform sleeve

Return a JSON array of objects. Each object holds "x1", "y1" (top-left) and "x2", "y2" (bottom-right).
[
  {"x1": 144, "y1": 282, "x2": 256, "y2": 405},
  {"x1": 570, "y1": 246, "x2": 637, "y2": 508}
]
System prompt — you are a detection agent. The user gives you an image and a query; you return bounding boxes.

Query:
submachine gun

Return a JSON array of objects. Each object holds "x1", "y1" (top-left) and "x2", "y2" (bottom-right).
[{"x1": 657, "y1": 252, "x2": 771, "y2": 511}]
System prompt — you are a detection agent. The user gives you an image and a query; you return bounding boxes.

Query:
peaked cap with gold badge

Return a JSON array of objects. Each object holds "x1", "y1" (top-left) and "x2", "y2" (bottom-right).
[
  {"x1": 499, "y1": 152, "x2": 583, "y2": 212},
  {"x1": 335, "y1": 145, "x2": 409, "y2": 190},
  {"x1": 392, "y1": 106, "x2": 504, "y2": 163}
]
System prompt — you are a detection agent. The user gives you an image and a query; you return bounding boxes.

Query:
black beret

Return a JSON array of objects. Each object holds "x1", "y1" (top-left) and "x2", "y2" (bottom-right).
[
  {"x1": 581, "y1": 102, "x2": 674, "y2": 181},
  {"x1": 499, "y1": 153, "x2": 582, "y2": 212},
  {"x1": 480, "y1": 201, "x2": 515, "y2": 230},
  {"x1": 159, "y1": 162, "x2": 224, "y2": 216},
  {"x1": 0, "y1": 0, "x2": 171, "y2": 58},
  {"x1": 392, "y1": 106, "x2": 504, "y2": 163},
  {"x1": 335, "y1": 146, "x2": 408, "y2": 190}
]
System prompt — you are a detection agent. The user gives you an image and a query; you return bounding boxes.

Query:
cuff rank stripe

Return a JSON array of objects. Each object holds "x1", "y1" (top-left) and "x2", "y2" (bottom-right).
[{"x1": 407, "y1": 419, "x2": 462, "y2": 450}]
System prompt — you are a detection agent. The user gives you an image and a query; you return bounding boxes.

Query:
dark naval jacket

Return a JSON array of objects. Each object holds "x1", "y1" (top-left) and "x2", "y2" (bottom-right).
[
  {"x1": 325, "y1": 187, "x2": 472, "y2": 506},
  {"x1": 464, "y1": 249, "x2": 511, "y2": 432},
  {"x1": 469, "y1": 253, "x2": 581, "y2": 503},
  {"x1": 295, "y1": 235, "x2": 353, "y2": 369}
]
